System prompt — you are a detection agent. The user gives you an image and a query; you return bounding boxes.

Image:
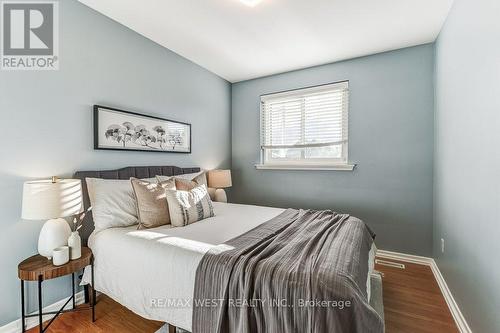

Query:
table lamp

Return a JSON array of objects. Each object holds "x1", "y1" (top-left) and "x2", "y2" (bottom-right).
[
  {"x1": 207, "y1": 170, "x2": 232, "y2": 203},
  {"x1": 22, "y1": 177, "x2": 83, "y2": 260}
]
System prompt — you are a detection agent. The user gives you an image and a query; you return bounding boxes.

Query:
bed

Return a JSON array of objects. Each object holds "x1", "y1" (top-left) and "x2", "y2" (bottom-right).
[{"x1": 75, "y1": 166, "x2": 381, "y2": 333}]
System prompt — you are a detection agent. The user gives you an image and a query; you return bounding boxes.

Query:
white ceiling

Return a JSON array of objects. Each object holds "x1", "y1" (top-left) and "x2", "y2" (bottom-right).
[{"x1": 78, "y1": 0, "x2": 454, "y2": 82}]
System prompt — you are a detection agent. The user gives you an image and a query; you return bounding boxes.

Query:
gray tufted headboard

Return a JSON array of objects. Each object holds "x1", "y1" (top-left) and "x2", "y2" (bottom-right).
[{"x1": 73, "y1": 165, "x2": 200, "y2": 245}]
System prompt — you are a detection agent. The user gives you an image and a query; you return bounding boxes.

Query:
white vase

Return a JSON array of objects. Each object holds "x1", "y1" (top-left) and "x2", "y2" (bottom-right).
[
  {"x1": 68, "y1": 231, "x2": 82, "y2": 260},
  {"x1": 38, "y1": 218, "x2": 71, "y2": 260}
]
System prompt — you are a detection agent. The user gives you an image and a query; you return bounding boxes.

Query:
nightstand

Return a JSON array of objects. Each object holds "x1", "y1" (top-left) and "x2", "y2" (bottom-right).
[{"x1": 18, "y1": 247, "x2": 96, "y2": 333}]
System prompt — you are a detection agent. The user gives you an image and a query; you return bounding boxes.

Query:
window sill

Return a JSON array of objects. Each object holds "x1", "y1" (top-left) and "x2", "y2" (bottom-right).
[{"x1": 254, "y1": 164, "x2": 356, "y2": 171}]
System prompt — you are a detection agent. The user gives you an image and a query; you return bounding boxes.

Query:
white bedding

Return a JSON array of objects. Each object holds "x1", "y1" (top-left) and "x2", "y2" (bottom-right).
[{"x1": 82, "y1": 202, "x2": 375, "y2": 331}]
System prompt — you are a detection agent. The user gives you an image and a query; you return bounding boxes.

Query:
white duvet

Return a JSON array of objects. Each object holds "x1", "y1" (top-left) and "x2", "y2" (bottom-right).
[{"x1": 83, "y1": 202, "x2": 375, "y2": 331}]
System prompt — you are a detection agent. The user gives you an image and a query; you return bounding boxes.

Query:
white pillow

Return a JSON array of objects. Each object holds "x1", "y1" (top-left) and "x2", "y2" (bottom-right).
[
  {"x1": 165, "y1": 185, "x2": 215, "y2": 227},
  {"x1": 86, "y1": 177, "x2": 155, "y2": 233}
]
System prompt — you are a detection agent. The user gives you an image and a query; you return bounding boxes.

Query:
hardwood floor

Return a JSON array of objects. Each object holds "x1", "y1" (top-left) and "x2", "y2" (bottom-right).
[
  {"x1": 26, "y1": 296, "x2": 163, "y2": 333},
  {"x1": 27, "y1": 259, "x2": 458, "y2": 333},
  {"x1": 375, "y1": 259, "x2": 458, "y2": 333}
]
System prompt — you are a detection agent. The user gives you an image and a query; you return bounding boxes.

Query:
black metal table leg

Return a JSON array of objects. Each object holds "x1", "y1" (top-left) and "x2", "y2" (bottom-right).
[
  {"x1": 38, "y1": 275, "x2": 43, "y2": 333},
  {"x1": 84, "y1": 284, "x2": 90, "y2": 303},
  {"x1": 72, "y1": 273, "x2": 76, "y2": 309},
  {"x1": 91, "y1": 258, "x2": 95, "y2": 322},
  {"x1": 21, "y1": 280, "x2": 25, "y2": 332}
]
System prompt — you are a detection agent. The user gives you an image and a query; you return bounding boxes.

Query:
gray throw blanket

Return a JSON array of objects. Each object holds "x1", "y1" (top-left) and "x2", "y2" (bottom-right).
[{"x1": 192, "y1": 209, "x2": 384, "y2": 333}]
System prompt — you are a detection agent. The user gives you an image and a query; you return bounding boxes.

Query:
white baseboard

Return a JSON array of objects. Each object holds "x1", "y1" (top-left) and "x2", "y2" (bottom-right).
[
  {"x1": 0, "y1": 291, "x2": 85, "y2": 333},
  {"x1": 376, "y1": 250, "x2": 472, "y2": 333},
  {"x1": 429, "y1": 260, "x2": 472, "y2": 333},
  {"x1": 376, "y1": 249, "x2": 433, "y2": 265}
]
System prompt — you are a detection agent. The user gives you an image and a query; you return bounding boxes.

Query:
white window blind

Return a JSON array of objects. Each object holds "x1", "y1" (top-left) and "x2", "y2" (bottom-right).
[{"x1": 260, "y1": 81, "x2": 349, "y2": 168}]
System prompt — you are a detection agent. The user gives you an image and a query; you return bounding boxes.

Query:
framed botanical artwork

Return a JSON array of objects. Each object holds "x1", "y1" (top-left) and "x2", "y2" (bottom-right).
[{"x1": 93, "y1": 105, "x2": 191, "y2": 153}]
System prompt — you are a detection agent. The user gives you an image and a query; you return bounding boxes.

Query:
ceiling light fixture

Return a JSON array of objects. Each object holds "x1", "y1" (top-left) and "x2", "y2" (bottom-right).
[{"x1": 239, "y1": 0, "x2": 263, "y2": 7}]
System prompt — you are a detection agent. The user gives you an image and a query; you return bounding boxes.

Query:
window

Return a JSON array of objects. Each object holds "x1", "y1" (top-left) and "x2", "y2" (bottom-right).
[{"x1": 258, "y1": 81, "x2": 353, "y2": 170}]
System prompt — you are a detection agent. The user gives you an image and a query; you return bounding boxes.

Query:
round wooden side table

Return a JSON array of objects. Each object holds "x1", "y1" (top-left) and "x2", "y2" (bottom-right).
[{"x1": 18, "y1": 247, "x2": 96, "y2": 333}]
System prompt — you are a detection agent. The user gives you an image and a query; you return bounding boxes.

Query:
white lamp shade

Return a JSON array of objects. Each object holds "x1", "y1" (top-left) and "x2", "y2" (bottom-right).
[
  {"x1": 208, "y1": 170, "x2": 232, "y2": 189},
  {"x1": 22, "y1": 179, "x2": 83, "y2": 220}
]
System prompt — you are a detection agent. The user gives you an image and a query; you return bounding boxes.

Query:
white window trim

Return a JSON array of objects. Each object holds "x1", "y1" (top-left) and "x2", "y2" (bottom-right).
[
  {"x1": 258, "y1": 81, "x2": 353, "y2": 171},
  {"x1": 254, "y1": 163, "x2": 356, "y2": 171}
]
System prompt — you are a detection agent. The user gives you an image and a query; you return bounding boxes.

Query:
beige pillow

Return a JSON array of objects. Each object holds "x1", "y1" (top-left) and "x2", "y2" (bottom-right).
[
  {"x1": 173, "y1": 178, "x2": 198, "y2": 191},
  {"x1": 165, "y1": 185, "x2": 215, "y2": 227},
  {"x1": 156, "y1": 172, "x2": 215, "y2": 199},
  {"x1": 131, "y1": 178, "x2": 172, "y2": 229},
  {"x1": 155, "y1": 176, "x2": 198, "y2": 191},
  {"x1": 156, "y1": 171, "x2": 207, "y2": 186}
]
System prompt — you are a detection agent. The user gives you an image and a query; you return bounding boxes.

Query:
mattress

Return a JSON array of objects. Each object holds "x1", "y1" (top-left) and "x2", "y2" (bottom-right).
[{"x1": 82, "y1": 202, "x2": 375, "y2": 331}]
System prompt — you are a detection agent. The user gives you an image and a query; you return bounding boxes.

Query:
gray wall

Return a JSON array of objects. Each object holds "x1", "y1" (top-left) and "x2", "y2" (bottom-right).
[
  {"x1": 231, "y1": 44, "x2": 435, "y2": 257},
  {"x1": 0, "y1": 0, "x2": 231, "y2": 326},
  {"x1": 434, "y1": 0, "x2": 500, "y2": 332}
]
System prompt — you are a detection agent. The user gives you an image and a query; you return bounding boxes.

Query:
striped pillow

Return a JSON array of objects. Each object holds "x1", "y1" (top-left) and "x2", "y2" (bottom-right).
[{"x1": 165, "y1": 185, "x2": 215, "y2": 227}]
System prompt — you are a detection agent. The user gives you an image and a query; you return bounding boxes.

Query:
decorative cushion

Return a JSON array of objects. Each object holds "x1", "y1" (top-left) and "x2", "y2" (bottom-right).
[
  {"x1": 156, "y1": 171, "x2": 207, "y2": 187},
  {"x1": 130, "y1": 178, "x2": 172, "y2": 229},
  {"x1": 157, "y1": 172, "x2": 216, "y2": 199},
  {"x1": 155, "y1": 176, "x2": 195, "y2": 191},
  {"x1": 173, "y1": 178, "x2": 198, "y2": 191},
  {"x1": 165, "y1": 185, "x2": 215, "y2": 227}
]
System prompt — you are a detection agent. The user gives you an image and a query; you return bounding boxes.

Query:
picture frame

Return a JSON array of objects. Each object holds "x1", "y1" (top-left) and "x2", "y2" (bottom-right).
[{"x1": 93, "y1": 105, "x2": 191, "y2": 153}]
